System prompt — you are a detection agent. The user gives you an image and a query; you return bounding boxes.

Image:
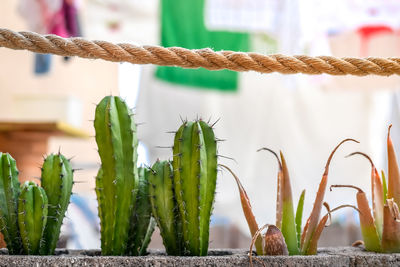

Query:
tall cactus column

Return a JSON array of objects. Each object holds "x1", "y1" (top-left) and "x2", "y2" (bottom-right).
[
  {"x1": 94, "y1": 96, "x2": 139, "y2": 255},
  {"x1": 172, "y1": 120, "x2": 218, "y2": 256}
]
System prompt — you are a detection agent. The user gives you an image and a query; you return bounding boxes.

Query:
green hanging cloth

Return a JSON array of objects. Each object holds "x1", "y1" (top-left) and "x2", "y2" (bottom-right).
[{"x1": 156, "y1": 0, "x2": 249, "y2": 91}]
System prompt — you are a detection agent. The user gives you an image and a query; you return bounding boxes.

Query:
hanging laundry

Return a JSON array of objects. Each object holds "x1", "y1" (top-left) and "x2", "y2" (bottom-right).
[
  {"x1": 18, "y1": 0, "x2": 63, "y2": 34},
  {"x1": 64, "y1": 0, "x2": 82, "y2": 37},
  {"x1": 358, "y1": 25, "x2": 394, "y2": 56},
  {"x1": 18, "y1": 0, "x2": 82, "y2": 74},
  {"x1": 58, "y1": 0, "x2": 83, "y2": 62},
  {"x1": 156, "y1": 0, "x2": 249, "y2": 91},
  {"x1": 34, "y1": 54, "x2": 52, "y2": 75},
  {"x1": 50, "y1": 0, "x2": 82, "y2": 38},
  {"x1": 204, "y1": 0, "x2": 279, "y2": 34}
]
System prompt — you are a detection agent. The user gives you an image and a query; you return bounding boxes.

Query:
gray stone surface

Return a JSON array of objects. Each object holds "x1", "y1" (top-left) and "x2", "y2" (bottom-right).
[{"x1": 0, "y1": 247, "x2": 399, "y2": 266}]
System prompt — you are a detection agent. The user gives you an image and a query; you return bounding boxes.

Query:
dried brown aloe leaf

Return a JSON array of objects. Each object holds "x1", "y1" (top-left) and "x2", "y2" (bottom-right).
[
  {"x1": 257, "y1": 148, "x2": 283, "y2": 229},
  {"x1": 249, "y1": 224, "x2": 269, "y2": 267},
  {"x1": 220, "y1": 164, "x2": 263, "y2": 255},
  {"x1": 301, "y1": 138, "x2": 359, "y2": 254}
]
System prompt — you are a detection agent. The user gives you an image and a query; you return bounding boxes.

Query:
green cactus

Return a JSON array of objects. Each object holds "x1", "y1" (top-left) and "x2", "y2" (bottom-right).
[
  {"x1": 171, "y1": 120, "x2": 218, "y2": 256},
  {"x1": 39, "y1": 153, "x2": 73, "y2": 255},
  {"x1": 18, "y1": 181, "x2": 48, "y2": 255},
  {"x1": 127, "y1": 166, "x2": 156, "y2": 256},
  {"x1": 149, "y1": 160, "x2": 184, "y2": 255},
  {"x1": 95, "y1": 95, "x2": 156, "y2": 256},
  {"x1": 0, "y1": 152, "x2": 22, "y2": 254},
  {"x1": 0, "y1": 152, "x2": 73, "y2": 255}
]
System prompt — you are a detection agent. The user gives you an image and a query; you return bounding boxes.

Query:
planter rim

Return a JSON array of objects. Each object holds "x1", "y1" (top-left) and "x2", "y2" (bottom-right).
[{"x1": 0, "y1": 247, "x2": 400, "y2": 266}]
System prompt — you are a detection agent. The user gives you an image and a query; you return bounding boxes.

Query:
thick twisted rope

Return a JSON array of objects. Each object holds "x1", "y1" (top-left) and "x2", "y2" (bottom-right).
[{"x1": 1, "y1": 28, "x2": 400, "y2": 76}]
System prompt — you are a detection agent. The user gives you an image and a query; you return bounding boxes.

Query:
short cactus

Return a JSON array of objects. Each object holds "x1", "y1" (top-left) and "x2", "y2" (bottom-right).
[
  {"x1": 172, "y1": 120, "x2": 218, "y2": 256},
  {"x1": 18, "y1": 181, "x2": 48, "y2": 255},
  {"x1": 149, "y1": 160, "x2": 184, "y2": 255},
  {"x1": 149, "y1": 120, "x2": 218, "y2": 256},
  {"x1": 94, "y1": 95, "x2": 154, "y2": 256},
  {"x1": 0, "y1": 153, "x2": 22, "y2": 254},
  {"x1": 39, "y1": 153, "x2": 74, "y2": 255},
  {"x1": 127, "y1": 167, "x2": 156, "y2": 256}
]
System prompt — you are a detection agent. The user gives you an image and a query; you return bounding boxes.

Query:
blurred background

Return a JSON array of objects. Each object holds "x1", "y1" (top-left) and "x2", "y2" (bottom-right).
[{"x1": 1, "y1": 0, "x2": 400, "y2": 250}]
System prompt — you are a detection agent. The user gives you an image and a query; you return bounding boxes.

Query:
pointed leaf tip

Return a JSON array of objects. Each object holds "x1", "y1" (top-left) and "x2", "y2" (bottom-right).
[
  {"x1": 346, "y1": 151, "x2": 375, "y2": 167},
  {"x1": 324, "y1": 138, "x2": 359, "y2": 175},
  {"x1": 257, "y1": 147, "x2": 282, "y2": 169}
]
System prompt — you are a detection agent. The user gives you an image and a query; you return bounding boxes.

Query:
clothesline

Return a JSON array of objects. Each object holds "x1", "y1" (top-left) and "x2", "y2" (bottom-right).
[{"x1": 1, "y1": 28, "x2": 400, "y2": 76}]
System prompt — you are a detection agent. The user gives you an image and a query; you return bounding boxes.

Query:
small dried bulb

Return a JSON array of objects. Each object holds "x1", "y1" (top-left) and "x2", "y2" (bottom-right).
[{"x1": 263, "y1": 225, "x2": 289, "y2": 256}]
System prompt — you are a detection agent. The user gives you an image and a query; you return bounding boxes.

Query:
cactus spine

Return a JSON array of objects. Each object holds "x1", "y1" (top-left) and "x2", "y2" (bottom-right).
[
  {"x1": 95, "y1": 95, "x2": 156, "y2": 256},
  {"x1": 18, "y1": 181, "x2": 48, "y2": 255},
  {"x1": 149, "y1": 160, "x2": 184, "y2": 255},
  {"x1": 168, "y1": 120, "x2": 217, "y2": 256},
  {"x1": 0, "y1": 153, "x2": 22, "y2": 254},
  {"x1": 40, "y1": 153, "x2": 73, "y2": 255},
  {"x1": 127, "y1": 167, "x2": 156, "y2": 256}
]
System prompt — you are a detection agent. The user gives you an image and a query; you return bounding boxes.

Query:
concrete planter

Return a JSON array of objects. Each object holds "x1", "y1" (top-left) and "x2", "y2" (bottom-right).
[{"x1": 0, "y1": 247, "x2": 399, "y2": 266}]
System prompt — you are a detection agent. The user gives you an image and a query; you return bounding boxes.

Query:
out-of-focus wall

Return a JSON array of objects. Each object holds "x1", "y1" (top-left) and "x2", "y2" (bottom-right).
[{"x1": 0, "y1": 1, "x2": 119, "y2": 193}]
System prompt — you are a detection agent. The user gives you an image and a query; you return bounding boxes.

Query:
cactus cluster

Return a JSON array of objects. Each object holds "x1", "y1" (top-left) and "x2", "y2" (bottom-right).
[
  {"x1": 149, "y1": 120, "x2": 218, "y2": 256},
  {"x1": 223, "y1": 138, "x2": 359, "y2": 256},
  {"x1": 0, "y1": 152, "x2": 73, "y2": 255},
  {"x1": 94, "y1": 96, "x2": 154, "y2": 256}
]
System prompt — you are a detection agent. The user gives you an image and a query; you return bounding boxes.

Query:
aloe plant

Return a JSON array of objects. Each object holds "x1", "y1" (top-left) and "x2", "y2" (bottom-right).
[
  {"x1": 0, "y1": 152, "x2": 74, "y2": 255},
  {"x1": 331, "y1": 125, "x2": 400, "y2": 253},
  {"x1": 94, "y1": 95, "x2": 154, "y2": 256},
  {"x1": 222, "y1": 138, "x2": 359, "y2": 256},
  {"x1": 149, "y1": 119, "x2": 218, "y2": 256}
]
